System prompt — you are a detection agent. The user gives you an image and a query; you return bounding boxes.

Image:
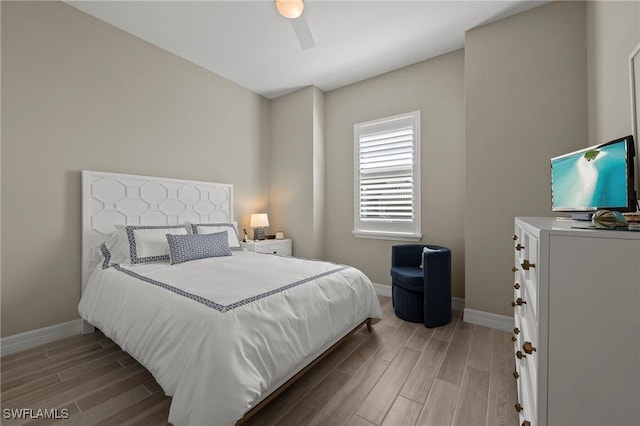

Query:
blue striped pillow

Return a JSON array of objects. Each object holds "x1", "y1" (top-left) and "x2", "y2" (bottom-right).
[{"x1": 166, "y1": 232, "x2": 232, "y2": 265}]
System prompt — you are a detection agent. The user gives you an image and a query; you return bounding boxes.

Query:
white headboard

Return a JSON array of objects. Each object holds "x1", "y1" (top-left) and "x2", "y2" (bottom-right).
[{"x1": 81, "y1": 170, "x2": 234, "y2": 295}]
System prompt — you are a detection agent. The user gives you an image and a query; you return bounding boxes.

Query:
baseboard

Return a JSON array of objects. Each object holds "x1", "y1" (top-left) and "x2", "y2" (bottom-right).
[
  {"x1": 0, "y1": 319, "x2": 82, "y2": 356},
  {"x1": 451, "y1": 297, "x2": 465, "y2": 312},
  {"x1": 372, "y1": 282, "x2": 392, "y2": 297},
  {"x1": 463, "y1": 308, "x2": 514, "y2": 332},
  {"x1": 373, "y1": 283, "x2": 466, "y2": 312}
]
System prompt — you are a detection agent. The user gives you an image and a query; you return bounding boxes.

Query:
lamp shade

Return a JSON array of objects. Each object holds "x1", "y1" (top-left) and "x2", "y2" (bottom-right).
[
  {"x1": 250, "y1": 213, "x2": 270, "y2": 228},
  {"x1": 275, "y1": 0, "x2": 304, "y2": 19}
]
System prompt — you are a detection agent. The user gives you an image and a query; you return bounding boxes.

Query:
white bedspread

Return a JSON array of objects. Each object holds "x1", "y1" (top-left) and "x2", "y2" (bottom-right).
[{"x1": 78, "y1": 251, "x2": 382, "y2": 425}]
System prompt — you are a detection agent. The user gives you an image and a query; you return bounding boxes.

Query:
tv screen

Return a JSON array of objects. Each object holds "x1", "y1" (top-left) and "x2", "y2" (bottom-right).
[{"x1": 551, "y1": 135, "x2": 637, "y2": 212}]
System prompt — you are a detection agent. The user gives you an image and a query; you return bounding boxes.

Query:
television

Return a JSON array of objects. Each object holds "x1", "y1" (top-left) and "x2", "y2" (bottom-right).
[{"x1": 551, "y1": 135, "x2": 637, "y2": 213}]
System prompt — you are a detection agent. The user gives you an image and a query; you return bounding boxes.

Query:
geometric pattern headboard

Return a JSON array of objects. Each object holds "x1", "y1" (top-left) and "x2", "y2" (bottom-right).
[{"x1": 81, "y1": 170, "x2": 233, "y2": 294}]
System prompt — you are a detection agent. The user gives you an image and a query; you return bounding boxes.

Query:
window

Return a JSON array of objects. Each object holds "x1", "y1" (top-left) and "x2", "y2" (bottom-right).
[{"x1": 353, "y1": 111, "x2": 421, "y2": 241}]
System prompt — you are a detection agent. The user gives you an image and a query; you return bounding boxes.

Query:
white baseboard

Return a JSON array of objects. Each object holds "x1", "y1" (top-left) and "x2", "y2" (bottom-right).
[
  {"x1": 1, "y1": 319, "x2": 82, "y2": 356},
  {"x1": 463, "y1": 308, "x2": 514, "y2": 332},
  {"x1": 373, "y1": 282, "x2": 392, "y2": 297},
  {"x1": 373, "y1": 283, "x2": 466, "y2": 312},
  {"x1": 451, "y1": 297, "x2": 465, "y2": 312},
  {"x1": 373, "y1": 284, "x2": 513, "y2": 331}
]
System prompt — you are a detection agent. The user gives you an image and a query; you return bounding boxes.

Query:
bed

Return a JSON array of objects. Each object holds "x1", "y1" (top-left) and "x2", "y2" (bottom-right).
[{"x1": 78, "y1": 170, "x2": 383, "y2": 426}]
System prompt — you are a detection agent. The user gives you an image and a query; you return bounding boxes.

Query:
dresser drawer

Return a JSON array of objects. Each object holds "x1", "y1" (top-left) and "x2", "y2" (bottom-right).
[
  {"x1": 516, "y1": 358, "x2": 537, "y2": 426},
  {"x1": 513, "y1": 276, "x2": 538, "y2": 339},
  {"x1": 241, "y1": 239, "x2": 292, "y2": 256},
  {"x1": 255, "y1": 241, "x2": 291, "y2": 256},
  {"x1": 514, "y1": 230, "x2": 538, "y2": 321},
  {"x1": 516, "y1": 319, "x2": 538, "y2": 379},
  {"x1": 515, "y1": 330, "x2": 537, "y2": 426}
]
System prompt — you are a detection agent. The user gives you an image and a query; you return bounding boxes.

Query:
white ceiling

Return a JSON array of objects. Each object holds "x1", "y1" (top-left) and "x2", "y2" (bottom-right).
[{"x1": 66, "y1": 0, "x2": 547, "y2": 99}]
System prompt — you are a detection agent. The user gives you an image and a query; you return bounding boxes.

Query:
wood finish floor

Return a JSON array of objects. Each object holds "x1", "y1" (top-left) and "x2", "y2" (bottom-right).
[{"x1": 0, "y1": 296, "x2": 518, "y2": 426}]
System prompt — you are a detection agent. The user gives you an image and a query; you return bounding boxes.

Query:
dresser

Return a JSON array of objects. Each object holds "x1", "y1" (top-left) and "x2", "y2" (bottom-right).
[
  {"x1": 512, "y1": 217, "x2": 640, "y2": 426},
  {"x1": 240, "y1": 239, "x2": 292, "y2": 256}
]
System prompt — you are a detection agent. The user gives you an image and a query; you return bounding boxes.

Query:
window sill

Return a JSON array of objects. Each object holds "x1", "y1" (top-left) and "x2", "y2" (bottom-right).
[{"x1": 352, "y1": 230, "x2": 422, "y2": 242}]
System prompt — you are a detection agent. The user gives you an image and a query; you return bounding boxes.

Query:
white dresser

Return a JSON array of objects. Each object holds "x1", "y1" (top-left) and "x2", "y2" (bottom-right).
[
  {"x1": 512, "y1": 217, "x2": 640, "y2": 426},
  {"x1": 240, "y1": 239, "x2": 292, "y2": 256}
]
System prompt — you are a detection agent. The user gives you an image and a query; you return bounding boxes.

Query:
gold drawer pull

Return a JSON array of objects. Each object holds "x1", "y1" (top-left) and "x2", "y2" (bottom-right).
[
  {"x1": 511, "y1": 298, "x2": 526, "y2": 307},
  {"x1": 512, "y1": 266, "x2": 518, "y2": 273},
  {"x1": 511, "y1": 336, "x2": 517, "y2": 342},
  {"x1": 515, "y1": 403, "x2": 523, "y2": 412},
  {"x1": 521, "y1": 259, "x2": 536, "y2": 270},
  {"x1": 515, "y1": 243, "x2": 525, "y2": 251},
  {"x1": 516, "y1": 350, "x2": 526, "y2": 360},
  {"x1": 513, "y1": 370, "x2": 519, "y2": 379},
  {"x1": 514, "y1": 282, "x2": 521, "y2": 290},
  {"x1": 523, "y1": 422, "x2": 531, "y2": 426},
  {"x1": 514, "y1": 327, "x2": 520, "y2": 334},
  {"x1": 523, "y1": 341, "x2": 537, "y2": 355},
  {"x1": 512, "y1": 234, "x2": 518, "y2": 241}
]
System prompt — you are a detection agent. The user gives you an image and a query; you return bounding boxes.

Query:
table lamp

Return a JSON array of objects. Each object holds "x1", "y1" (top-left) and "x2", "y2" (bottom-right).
[{"x1": 250, "y1": 213, "x2": 269, "y2": 240}]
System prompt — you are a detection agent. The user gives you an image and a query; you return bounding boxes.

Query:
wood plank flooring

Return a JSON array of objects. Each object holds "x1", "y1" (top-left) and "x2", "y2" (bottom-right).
[{"x1": 0, "y1": 296, "x2": 518, "y2": 425}]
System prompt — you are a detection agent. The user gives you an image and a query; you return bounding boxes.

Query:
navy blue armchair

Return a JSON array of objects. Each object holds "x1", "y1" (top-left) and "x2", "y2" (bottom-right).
[{"x1": 390, "y1": 244, "x2": 452, "y2": 328}]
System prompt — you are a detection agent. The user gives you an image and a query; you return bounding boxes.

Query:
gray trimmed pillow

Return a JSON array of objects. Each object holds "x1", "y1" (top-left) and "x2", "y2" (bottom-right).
[
  {"x1": 190, "y1": 222, "x2": 241, "y2": 249},
  {"x1": 98, "y1": 243, "x2": 112, "y2": 269},
  {"x1": 166, "y1": 231, "x2": 232, "y2": 265},
  {"x1": 122, "y1": 224, "x2": 190, "y2": 264},
  {"x1": 98, "y1": 224, "x2": 191, "y2": 267}
]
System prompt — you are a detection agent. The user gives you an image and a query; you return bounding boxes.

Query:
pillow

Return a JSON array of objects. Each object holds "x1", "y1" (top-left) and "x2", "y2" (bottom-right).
[
  {"x1": 100, "y1": 230, "x2": 128, "y2": 267},
  {"x1": 97, "y1": 243, "x2": 112, "y2": 269},
  {"x1": 166, "y1": 232, "x2": 232, "y2": 265},
  {"x1": 190, "y1": 222, "x2": 241, "y2": 249},
  {"x1": 100, "y1": 225, "x2": 127, "y2": 265},
  {"x1": 420, "y1": 246, "x2": 441, "y2": 269},
  {"x1": 98, "y1": 224, "x2": 190, "y2": 266},
  {"x1": 123, "y1": 225, "x2": 190, "y2": 264}
]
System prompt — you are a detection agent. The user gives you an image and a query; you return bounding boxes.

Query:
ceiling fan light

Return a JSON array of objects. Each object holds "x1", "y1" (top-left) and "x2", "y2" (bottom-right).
[{"x1": 275, "y1": 0, "x2": 304, "y2": 19}]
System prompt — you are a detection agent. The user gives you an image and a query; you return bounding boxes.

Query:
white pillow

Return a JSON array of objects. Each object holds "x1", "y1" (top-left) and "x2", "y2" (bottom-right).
[
  {"x1": 102, "y1": 229, "x2": 128, "y2": 266},
  {"x1": 423, "y1": 246, "x2": 441, "y2": 255},
  {"x1": 191, "y1": 222, "x2": 241, "y2": 249},
  {"x1": 99, "y1": 224, "x2": 190, "y2": 266},
  {"x1": 95, "y1": 242, "x2": 114, "y2": 269},
  {"x1": 420, "y1": 246, "x2": 441, "y2": 269},
  {"x1": 121, "y1": 225, "x2": 189, "y2": 264}
]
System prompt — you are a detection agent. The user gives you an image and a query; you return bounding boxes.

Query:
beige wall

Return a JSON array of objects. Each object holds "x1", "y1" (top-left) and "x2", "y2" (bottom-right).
[
  {"x1": 312, "y1": 87, "x2": 326, "y2": 259},
  {"x1": 1, "y1": 1, "x2": 270, "y2": 337},
  {"x1": 587, "y1": 1, "x2": 640, "y2": 146},
  {"x1": 464, "y1": 1, "x2": 587, "y2": 316},
  {"x1": 269, "y1": 86, "x2": 326, "y2": 259},
  {"x1": 324, "y1": 50, "x2": 466, "y2": 296}
]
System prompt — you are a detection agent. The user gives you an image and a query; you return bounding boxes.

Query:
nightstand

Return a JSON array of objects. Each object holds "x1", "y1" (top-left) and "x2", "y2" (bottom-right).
[{"x1": 241, "y1": 239, "x2": 292, "y2": 256}]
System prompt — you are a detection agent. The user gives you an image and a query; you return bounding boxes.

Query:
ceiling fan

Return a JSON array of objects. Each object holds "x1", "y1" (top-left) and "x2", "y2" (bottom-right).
[{"x1": 275, "y1": 0, "x2": 316, "y2": 50}]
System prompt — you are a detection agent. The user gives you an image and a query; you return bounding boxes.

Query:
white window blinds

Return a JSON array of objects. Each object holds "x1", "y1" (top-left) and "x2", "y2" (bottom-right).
[
  {"x1": 359, "y1": 127, "x2": 414, "y2": 222},
  {"x1": 353, "y1": 111, "x2": 421, "y2": 240}
]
